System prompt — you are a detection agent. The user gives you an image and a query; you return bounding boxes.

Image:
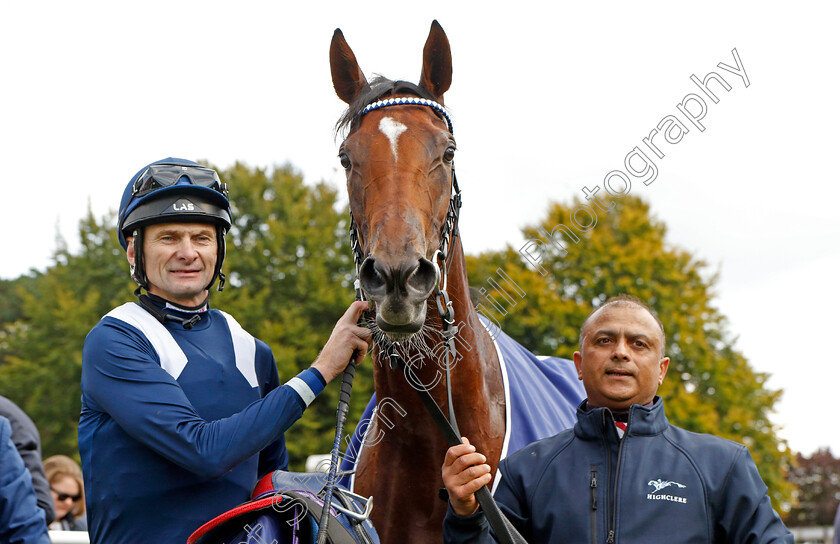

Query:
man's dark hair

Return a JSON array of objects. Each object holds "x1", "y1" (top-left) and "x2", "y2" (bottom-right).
[{"x1": 579, "y1": 294, "x2": 666, "y2": 357}]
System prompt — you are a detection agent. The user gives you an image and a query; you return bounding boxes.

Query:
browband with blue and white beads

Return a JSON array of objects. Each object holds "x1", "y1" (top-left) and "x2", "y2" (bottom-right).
[{"x1": 360, "y1": 97, "x2": 453, "y2": 134}]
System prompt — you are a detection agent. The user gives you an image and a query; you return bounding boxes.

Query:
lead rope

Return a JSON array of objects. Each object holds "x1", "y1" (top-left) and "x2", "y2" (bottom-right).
[
  {"x1": 434, "y1": 249, "x2": 459, "y2": 434},
  {"x1": 316, "y1": 224, "x2": 367, "y2": 544},
  {"x1": 355, "y1": 189, "x2": 526, "y2": 544},
  {"x1": 436, "y1": 170, "x2": 461, "y2": 431},
  {"x1": 424, "y1": 190, "x2": 527, "y2": 544},
  {"x1": 385, "y1": 347, "x2": 528, "y2": 544}
]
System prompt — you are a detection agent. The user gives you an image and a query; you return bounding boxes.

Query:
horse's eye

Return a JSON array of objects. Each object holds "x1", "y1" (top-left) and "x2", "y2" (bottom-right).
[
  {"x1": 443, "y1": 147, "x2": 456, "y2": 164},
  {"x1": 339, "y1": 153, "x2": 351, "y2": 170}
]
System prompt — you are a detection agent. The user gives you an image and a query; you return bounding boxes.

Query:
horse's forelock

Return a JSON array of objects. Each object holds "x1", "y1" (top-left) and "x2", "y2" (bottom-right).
[{"x1": 334, "y1": 76, "x2": 443, "y2": 139}]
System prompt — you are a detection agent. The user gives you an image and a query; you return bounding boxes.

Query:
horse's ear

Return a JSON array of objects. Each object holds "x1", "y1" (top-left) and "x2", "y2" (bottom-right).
[
  {"x1": 419, "y1": 20, "x2": 452, "y2": 103},
  {"x1": 330, "y1": 28, "x2": 369, "y2": 105}
]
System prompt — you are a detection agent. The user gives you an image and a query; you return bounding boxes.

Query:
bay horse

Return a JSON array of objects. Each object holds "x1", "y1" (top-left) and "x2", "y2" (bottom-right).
[{"x1": 330, "y1": 21, "x2": 585, "y2": 543}]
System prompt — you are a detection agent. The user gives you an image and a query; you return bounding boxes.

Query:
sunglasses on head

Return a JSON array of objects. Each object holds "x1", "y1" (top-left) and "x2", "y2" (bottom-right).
[
  {"x1": 131, "y1": 164, "x2": 228, "y2": 198},
  {"x1": 52, "y1": 487, "x2": 81, "y2": 502}
]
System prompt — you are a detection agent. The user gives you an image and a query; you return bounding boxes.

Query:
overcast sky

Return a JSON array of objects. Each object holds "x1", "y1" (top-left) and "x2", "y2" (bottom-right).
[{"x1": 1, "y1": 2, "x2": 838, "y2": 456}]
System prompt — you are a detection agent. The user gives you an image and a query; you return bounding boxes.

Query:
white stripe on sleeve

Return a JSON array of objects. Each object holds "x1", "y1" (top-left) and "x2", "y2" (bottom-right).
[{"x1": 286, "y1": 376, "x2": 317, "y2": 407}]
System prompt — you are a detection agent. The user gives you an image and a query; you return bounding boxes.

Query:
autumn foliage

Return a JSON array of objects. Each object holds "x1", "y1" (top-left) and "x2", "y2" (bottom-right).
[{"x1": 467, "y1": 195, "x2": 793, "y2": 510}]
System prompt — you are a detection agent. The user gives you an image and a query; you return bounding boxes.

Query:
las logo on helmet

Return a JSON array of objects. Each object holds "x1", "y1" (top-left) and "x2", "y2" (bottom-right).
[{"x1": 172, "y1": 201, "x2": 195, "y2": 211}]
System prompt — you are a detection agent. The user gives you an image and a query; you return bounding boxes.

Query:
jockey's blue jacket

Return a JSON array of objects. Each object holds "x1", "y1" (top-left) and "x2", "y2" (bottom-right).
[
  {"x1": 444, "y1": 397, "x2": 793, "y2": 544},
  {"x1": 79, "y1": 299, "x2": 325, "y2": 544}
]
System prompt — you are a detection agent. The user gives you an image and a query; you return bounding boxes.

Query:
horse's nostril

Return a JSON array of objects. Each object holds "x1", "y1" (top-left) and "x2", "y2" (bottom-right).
[
  {"x1": 360, "y1": 256, "x2": 438, "y2": 301},
  {"x1": 405, "y1": 258, "x2": 439, "y2": 298},
  {"x1": 359, "y1": 257, "x2": 388, "y2": 297}
]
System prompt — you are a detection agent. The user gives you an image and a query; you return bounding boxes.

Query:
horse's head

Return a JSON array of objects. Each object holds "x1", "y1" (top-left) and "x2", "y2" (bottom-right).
[{"x1": 331, "y1": 21, "x2": 457, "y2": 342}]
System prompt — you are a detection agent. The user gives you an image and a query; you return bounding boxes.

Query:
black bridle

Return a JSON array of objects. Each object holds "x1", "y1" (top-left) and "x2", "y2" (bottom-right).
[
  {"x1": 347, "y1": 96, "x2": 462, "y2": 292},
  {"x1": 325, "y1": 96, "x2": 527, "y2": 544},
  {"x1": 346, "y1": 95, "x2": 462, "y2": 423}
]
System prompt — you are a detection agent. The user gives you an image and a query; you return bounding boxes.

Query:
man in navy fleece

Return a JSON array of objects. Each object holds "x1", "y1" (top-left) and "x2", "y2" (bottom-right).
[
  {"x1": 442, "y1": 295, "x2": 793, "y2": 543},
  {"x1": 79, "y1": 158, "x2": 371, "y2": 544}
]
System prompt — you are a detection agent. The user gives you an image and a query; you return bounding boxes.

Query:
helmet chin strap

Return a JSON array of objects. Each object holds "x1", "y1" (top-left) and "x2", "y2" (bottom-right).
[
  {"x1": 130, "y1": 229, "x2": 150, "y2": 290},
  {"x1": 213, "y1": 224, "x2": 226, "y2": 292}
]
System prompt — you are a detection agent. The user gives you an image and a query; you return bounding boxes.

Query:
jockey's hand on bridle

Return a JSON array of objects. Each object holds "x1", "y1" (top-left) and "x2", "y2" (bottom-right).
[{"x1": 312, "y1": 301, "x2": 373, "y2": 383}]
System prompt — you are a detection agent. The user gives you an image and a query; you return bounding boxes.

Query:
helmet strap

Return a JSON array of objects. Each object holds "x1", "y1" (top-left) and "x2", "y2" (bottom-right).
[
  {"x1": 211, "y1": 225, "x2": 227, "y2": 292},
  {"x1": 131, "y1": 228, "x2": 150, "y2": 290}
]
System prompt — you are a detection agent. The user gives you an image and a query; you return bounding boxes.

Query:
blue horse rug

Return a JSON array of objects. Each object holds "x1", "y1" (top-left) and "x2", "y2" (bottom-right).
[{"x1": 340, "y1": 317, "x2": 586, "y2": 493}]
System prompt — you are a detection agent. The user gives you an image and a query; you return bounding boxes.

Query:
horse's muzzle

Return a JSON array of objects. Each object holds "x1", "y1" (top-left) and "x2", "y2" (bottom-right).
[{"x1": 359, "y1": 255, "x2": 439, "y2": 333}]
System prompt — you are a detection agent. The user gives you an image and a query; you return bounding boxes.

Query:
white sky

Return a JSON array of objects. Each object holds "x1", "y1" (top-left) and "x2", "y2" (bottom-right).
[{"x1": 1, "y1": 2, "x2": 838, "y2": 456}]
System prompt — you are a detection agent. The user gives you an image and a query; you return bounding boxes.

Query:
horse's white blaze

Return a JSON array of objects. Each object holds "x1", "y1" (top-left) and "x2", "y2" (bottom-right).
[{"x1": 378, "y1": 117, "x2": 407, "y2": 161}]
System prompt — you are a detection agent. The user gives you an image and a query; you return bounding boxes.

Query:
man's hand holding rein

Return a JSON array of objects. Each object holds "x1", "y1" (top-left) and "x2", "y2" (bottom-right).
[{"x1": 442, "y1": 437, "x2": 492, "y2": 517}]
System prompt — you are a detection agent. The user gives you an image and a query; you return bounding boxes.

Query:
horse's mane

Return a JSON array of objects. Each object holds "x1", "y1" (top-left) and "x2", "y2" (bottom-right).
[{"x1": 335, "y1": 76, "x2": 443, "y2": 138}]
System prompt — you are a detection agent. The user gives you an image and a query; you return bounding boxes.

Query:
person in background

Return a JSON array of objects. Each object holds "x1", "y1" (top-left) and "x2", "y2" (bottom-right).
[
  {"x1": 0, "y1": 395, "x2": 55, "y2": 525},
  {"x1": 0, "y1": 415, "x2": 50, "y2": 544},
  {"x1": 44, "y1": 455, "x2": 87, "y2": 531}
]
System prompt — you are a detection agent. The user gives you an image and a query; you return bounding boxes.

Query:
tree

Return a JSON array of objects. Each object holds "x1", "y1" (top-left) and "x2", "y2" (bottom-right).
[
  {"x1": 786, "y1": 448, "x2": 840, "y2": 526},
  {"x1": 465, "y1": 195, "x2": 794, "y2": 509},
  {"x1": 0, "y1": 277, "x2": 30, "y2": 327},
  {"x1": 0, "y1": 208, "x2": 133, "y2": 458},
  {"x1": 214, "y1": 161, "x2": 373, "y2": 467}
]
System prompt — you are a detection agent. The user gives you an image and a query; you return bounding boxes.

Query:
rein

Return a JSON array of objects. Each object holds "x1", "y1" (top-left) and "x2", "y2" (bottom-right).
[
  {"x1": 346, "y1": 97, "x2": 528, "y2": 544},
  {"x1": 317, "y1": 285, "x2": 367, "y2": 544}
]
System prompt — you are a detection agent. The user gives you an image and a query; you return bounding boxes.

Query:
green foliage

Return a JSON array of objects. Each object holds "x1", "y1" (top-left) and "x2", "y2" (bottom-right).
[
  {"x1": 0, "y1": 277, "x2": 29, "y2": 326},
  {"x1": 466, "y1": 195, "x2": 793, "y2": 510},
  {"x1": 0, "y1": 208, "x2": 134, "y2": 459},
  {"x1": 214, "y1": 162, "x2": 372, "y2": 468}
]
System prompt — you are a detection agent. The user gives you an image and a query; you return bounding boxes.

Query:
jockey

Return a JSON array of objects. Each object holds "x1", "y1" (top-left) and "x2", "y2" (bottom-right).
[
  {"x1": 442, "y1": 294, "x2": 793, "y2": 544},
  {"x1": 79, "y1": 158, "x2": 372, "y2": 544}
]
